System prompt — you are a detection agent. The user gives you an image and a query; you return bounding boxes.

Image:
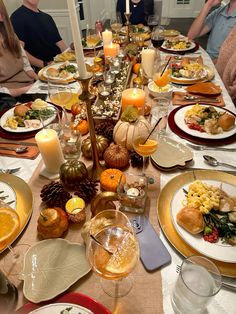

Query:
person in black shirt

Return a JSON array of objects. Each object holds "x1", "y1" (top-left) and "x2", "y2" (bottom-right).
[
  {"x1": 116, "y1": 0, "x2": 154, "y2": 25},
  {"x1": 11, "y1": 0, "x2": 68, "y2": 69}
]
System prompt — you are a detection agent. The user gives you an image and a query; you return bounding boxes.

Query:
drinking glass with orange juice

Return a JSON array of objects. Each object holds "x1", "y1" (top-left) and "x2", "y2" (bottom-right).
[
  {"x1": 86, "y1": 210, "x2": 139, "y2": 298},
  {"x1": 132, "y1": 118, "x2": 159, "y2": 174},
  {"x1": 153, "y1": 62, "x2": 171, "y2": 91}
]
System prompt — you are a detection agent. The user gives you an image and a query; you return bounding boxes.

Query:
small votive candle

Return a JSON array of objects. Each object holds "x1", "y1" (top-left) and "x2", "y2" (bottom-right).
[
  {"x1": 121, "y1": 88, "x2": 146, "y2": 112},
  {"x1": 35, "y1": 129, "x2": 65, "y2": 174},
  {"x1": 104, "y1": 42, "x2": 120, "y2": 58},
  {"x1": 102, "y1": 29, "x2": 112, "y2": 46}
]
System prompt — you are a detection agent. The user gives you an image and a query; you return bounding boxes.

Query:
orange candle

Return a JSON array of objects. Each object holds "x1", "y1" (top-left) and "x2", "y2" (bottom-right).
[
  {"x1": 104, "y1": 42, "x2": 120, "y2": 58},
  {"x1": 121, "y1": 88, "x2": 146, "y2": 111}
]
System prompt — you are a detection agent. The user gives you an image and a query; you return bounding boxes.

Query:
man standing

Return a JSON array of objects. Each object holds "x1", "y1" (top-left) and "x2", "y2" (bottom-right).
[
  {"x1": 11, "y1": 0, "x2": 68, "y2": 69},
  {"x1": 187, "y1": 0, "x2": 236, "y2": 62}
]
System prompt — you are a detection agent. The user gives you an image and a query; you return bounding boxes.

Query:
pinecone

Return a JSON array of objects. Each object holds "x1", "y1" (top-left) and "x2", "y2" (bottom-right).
[
  {"x1": 130, "y1": 151, "x2": 143, "y2": 168},
  {"x1": 95, "y1": 119, "x2": 115, "y2": 142},
  {"x1": 40, "y1": 181, "x2": 72, "y2": 209},
  {"x1": 74, "y1": 178, "x2": 98, "y2": 203}
]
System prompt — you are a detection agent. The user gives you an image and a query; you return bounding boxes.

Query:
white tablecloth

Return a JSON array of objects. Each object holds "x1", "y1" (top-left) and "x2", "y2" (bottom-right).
[{"x1": 1, "y1": 48, "x2": 235, "y2": 313}]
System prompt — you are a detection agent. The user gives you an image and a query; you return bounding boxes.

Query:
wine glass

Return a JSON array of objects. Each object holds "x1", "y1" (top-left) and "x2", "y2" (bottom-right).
[
  {"x1": 132, "y1": 117, "x2": 159, "y2": 174},
  {"x1": 151, "y1": 26, "x2": 165, "y2": 48},
  {"x1": 39, "y1": 106, "x2": 62, "y2": 135},
  {"x1": 86, "y1": 209, "x2": 139, "y2": 298},
  {"x1": 147, "y1": 15, "x2": 160, "y2": 32},
  {"x1": 153, "y1": 62, "x2": 171, "y2": 92},
  {"x1": 0, "y1": 202, "x2": 30, "y2": 278},
  {"x1": 110, "y1": 12, "x2": 122, "y2": 40},
  {"x1": 86, "y1": 26, "x2": 101, "y2": 57},
  {"x1": 48, "y1": 82, "x2": 73, "y2": 126}
]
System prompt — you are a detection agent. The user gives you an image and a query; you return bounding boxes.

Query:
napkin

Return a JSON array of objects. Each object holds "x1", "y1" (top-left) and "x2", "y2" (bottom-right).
[
  {"x1": 0, "y1": 141, "x2": 39, "y2": 159},
  {"x1": 172, "y1": 91, "x2": 225, "y2": 107}
]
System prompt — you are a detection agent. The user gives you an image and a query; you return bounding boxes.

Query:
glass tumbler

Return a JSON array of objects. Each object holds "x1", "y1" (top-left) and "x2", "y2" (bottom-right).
[
  {"x1": 171, "y1": 256, "x2": 222, "y2": 314},
  {"x1": 150, "y1": 97, "x2": 170, "y2": 136}
]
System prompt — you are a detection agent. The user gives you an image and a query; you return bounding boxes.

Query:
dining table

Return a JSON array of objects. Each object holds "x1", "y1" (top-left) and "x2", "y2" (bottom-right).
[{"x1": 0, "y1": 38, "x2": 236, "y2": 314}]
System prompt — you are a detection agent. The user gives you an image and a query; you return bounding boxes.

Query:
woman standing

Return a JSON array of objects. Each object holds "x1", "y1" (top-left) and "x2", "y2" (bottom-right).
[{"x1": 0, "y1": 0, "x2": 37, "y2": 97}]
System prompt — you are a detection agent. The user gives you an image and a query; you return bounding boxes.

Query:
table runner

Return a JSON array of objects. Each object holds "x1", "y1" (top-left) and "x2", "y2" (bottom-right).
[{"x1": 0, "y1": 158, "x2": 163, "y2": 314}]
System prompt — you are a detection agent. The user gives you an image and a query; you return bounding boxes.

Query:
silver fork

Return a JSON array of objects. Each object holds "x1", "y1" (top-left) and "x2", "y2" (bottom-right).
[
  {"x1": 0, "y1": 167, "x2": 21, "y2": 174},
  {"x1": 176, "y1": 265, "x2": 236, "y2": 291},
  {"x1": 187, "y1": 143, "x2": 236, "y2": 152}
]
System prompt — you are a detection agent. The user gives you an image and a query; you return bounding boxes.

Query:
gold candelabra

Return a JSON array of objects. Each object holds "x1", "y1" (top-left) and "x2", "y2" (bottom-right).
[
  {"x1": 75, "y1": 73, "x2": 106, "y2": 181},
  {"x1": 124, "y1": 12, "x2": 132, "y2": 43}
]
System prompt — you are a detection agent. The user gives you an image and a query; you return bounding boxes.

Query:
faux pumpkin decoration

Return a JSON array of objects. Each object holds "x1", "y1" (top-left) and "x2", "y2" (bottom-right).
[
  {"x1": 81, "y1": 135, "x2": 109, "y2": 159},
  {"x1": 59, "y1": 160, "x2": 88, "y2": 190},
  {"x1": 73, "y1": 119, "x2": 89, "y2": 135},
  {"x1": 103, "y1": 143, "x2": 129, "y2": 169},
  {"x1": 37, "y1": 207, "x2": 69, "y2": 239},
  {"x1": 100, "y1": 168, "x2": 126, "y2": 192},
  {"x1": 113, "y1": 108, "x2": 151, "y2": 150}
]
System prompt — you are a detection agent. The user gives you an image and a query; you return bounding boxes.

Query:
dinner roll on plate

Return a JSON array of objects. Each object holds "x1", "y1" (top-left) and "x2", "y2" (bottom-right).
[{"x1": 176, "y1": 206, "x2": 205, "y2": 234}]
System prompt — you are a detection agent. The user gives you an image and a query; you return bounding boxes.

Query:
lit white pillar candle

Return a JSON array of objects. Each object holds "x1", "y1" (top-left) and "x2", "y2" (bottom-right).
[
  {"x1": 126, "y1": 0, "x2": 130, "y2": 13},
  {"x1": 141, "y1": 48, "x2": 156, "y2": 78},
  {"x1": 35, "y1": 129, "x2": 65, "y2": 174},
  {"x1": 67, "y1": 0, "x2": 87, "y2": 78},
  {"x1": 102, "y1": 29, "x2": 113, "y2": 46}
]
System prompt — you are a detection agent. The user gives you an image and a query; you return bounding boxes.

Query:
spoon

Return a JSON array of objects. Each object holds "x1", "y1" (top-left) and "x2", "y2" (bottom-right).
[
  {"x1": 184, "y1": 95, "x2": 220, "y2": 103},
  {"x1": 0, "y1": 146, "x2": 28, "y2": 154},
  {"x1": 203, "y1": 155, "x2": 236, "y2": 170}
]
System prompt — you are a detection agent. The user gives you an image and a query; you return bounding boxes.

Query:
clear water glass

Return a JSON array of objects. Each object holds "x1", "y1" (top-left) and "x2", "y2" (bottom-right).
[
  {"x1": 150, "y1": 97, "x2": 170, "y2": 136},
  {"x1": 171, "y1": 256, "x2": 222, "y2": 314}
]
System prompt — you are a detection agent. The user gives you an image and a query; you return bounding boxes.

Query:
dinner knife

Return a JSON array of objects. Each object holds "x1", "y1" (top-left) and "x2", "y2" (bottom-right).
[{"x1": 0, "y1": 140, "x2": 37, "y2": 147}]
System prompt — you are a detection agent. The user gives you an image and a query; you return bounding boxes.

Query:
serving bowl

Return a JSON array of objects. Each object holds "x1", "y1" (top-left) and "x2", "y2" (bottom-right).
[{"x1": 148, "y1": 81, "x2": 173, "y2": 99}]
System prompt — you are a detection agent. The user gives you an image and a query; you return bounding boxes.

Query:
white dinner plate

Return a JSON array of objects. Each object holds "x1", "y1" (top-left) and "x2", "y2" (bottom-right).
[
  {"x1": 0, "y1": 103, "x2": 57, "y2": 133},
  {"x1": 83, "y1": 43, "x2": 103, "y2": 50},
  {"x1": 174, "y1": 105, "x2": 236, "y2": 139},
  {"x1": 162, "y1": 40, "x2": 196, "y2": 52},
  {"x1": 42, "y1": 62, "x2": 77, "y2": 81},
  {"x1": 170, "y1": 179, "x2": 236, "y2": 263},
  {"x1": 22, "y1": 239, "x2": 91, "y2": 303},
  {"x1": 120, "y1": 25, "x2": 149, "y2": 34},
  {"x1": 30, "y1": 303, "x2": 93, "y2": 314}
]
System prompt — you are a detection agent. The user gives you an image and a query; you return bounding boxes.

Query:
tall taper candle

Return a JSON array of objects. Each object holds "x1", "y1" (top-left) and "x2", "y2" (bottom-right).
[
  {"x1": 67, "y1": 0, "x2": 87, "y2": 78},
  {"x1": 126, "y1": 0, "x2": 130, "y2": 13}
]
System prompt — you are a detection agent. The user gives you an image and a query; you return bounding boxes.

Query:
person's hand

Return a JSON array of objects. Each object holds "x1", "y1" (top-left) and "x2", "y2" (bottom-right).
[
  {"x1": 9, "y1": 84, "x2": 33, "y2": 97},
  {"x1": 206, "y1": 0, "x2": 222, "y2": 9}
]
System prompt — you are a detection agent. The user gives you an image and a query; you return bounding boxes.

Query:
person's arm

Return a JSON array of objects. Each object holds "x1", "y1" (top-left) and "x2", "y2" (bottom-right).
[
  {"x1": 1, "y1": 85, "x2": 33, "y2": 97},
  {"x1": 187, "y1": 0, "x2": 221, "y2": 40},
  {"x1": 21, "y1": 46, "x2": 38, "y2": 79},
  {"x1": 56, "y1": 40, "x2": 68, "y2": 53}
]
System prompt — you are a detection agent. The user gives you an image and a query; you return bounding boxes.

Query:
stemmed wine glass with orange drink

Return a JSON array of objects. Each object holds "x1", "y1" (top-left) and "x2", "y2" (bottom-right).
[
  {"x1": 86, "y1": 26, "x2": 101, "y2": 57},
  {"x1": 86, "y1": 209, "x2": 139, "y2": 298},
  {"x1": 132, "y1": 118, "x2": 159, "y2": 174},
  {"x1": 153, "y1": 62, "x2": 172, "y2": 92}
]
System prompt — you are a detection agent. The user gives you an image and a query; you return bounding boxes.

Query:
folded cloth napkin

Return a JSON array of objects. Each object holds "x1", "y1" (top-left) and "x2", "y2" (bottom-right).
[
  {"x1": 172, "y1": 91, "x2": 225, "y2": 107},
  {"x1": 0, "y1": 141, "x2": 39, "y2": 159}
]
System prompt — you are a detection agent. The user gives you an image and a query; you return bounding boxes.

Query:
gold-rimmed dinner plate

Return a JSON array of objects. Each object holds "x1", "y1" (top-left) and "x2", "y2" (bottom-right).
[
  {"x1": 38, "y1": 62, "x2": 77, "y2": 83},
  {"x1": 0, "y1": 174, "x2": 33, "y2": 253},
  {"x1": 171, "y1": 66, "x2": 214, "y2": 85},
  {"x1": 157, "y1": 170, "x2": 236, "y2": 277}
]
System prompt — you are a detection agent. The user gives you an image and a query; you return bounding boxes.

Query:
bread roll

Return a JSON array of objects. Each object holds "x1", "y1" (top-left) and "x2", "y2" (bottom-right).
[
  {"x1": 14, "y1": 104, "x2": 30, "y2": 117},
  {"x1": 176, "y1": 206, "x2": 205, "y2": 234},
  {"x1": 218, "y1": 113, "x2": 235, "y2": 131},
  {"x1": 46, "y1": 67, "x2": 59, "y2": 77}
]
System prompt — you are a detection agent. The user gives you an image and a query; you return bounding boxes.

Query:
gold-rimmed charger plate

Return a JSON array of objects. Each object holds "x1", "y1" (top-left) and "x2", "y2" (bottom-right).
[
  {"x1": 157, "y1": 170, "x2": 236, "y2": 277},
  {"x1": 171, "y1": 66, "x2": 214, "y2": 85},
  {"x1": 0, "y1": 174, "x2": 33, "y2": 253},
  {"x1": 38, "y1": 63, "x2": 76, "y2": 84}
]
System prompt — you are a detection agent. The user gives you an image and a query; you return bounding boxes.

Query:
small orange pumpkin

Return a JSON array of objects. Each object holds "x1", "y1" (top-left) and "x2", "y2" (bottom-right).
[
  {"x1": 74, "y1": 120, "x2": 89, "y2": 135},
  {"x1": 100, "y1": 169, "x2": 126, "y2": 192},
  {"x1": 37, "y1": 207, "x2": 69, "y2": 239}
]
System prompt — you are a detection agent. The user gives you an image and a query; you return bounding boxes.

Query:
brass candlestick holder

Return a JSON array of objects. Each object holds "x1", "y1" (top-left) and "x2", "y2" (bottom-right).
[
  {"x1": 75, "y1": 73, "x2": 106, "y2": 181},
  {"x1": 124, "y1": 12, "x2": 132, "y2": 43}
]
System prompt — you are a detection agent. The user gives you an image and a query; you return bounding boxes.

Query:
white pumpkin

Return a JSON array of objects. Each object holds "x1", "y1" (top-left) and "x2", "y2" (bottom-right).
[{"x1": 113, "y1": 116, "x2": 151, "y2": 150}]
